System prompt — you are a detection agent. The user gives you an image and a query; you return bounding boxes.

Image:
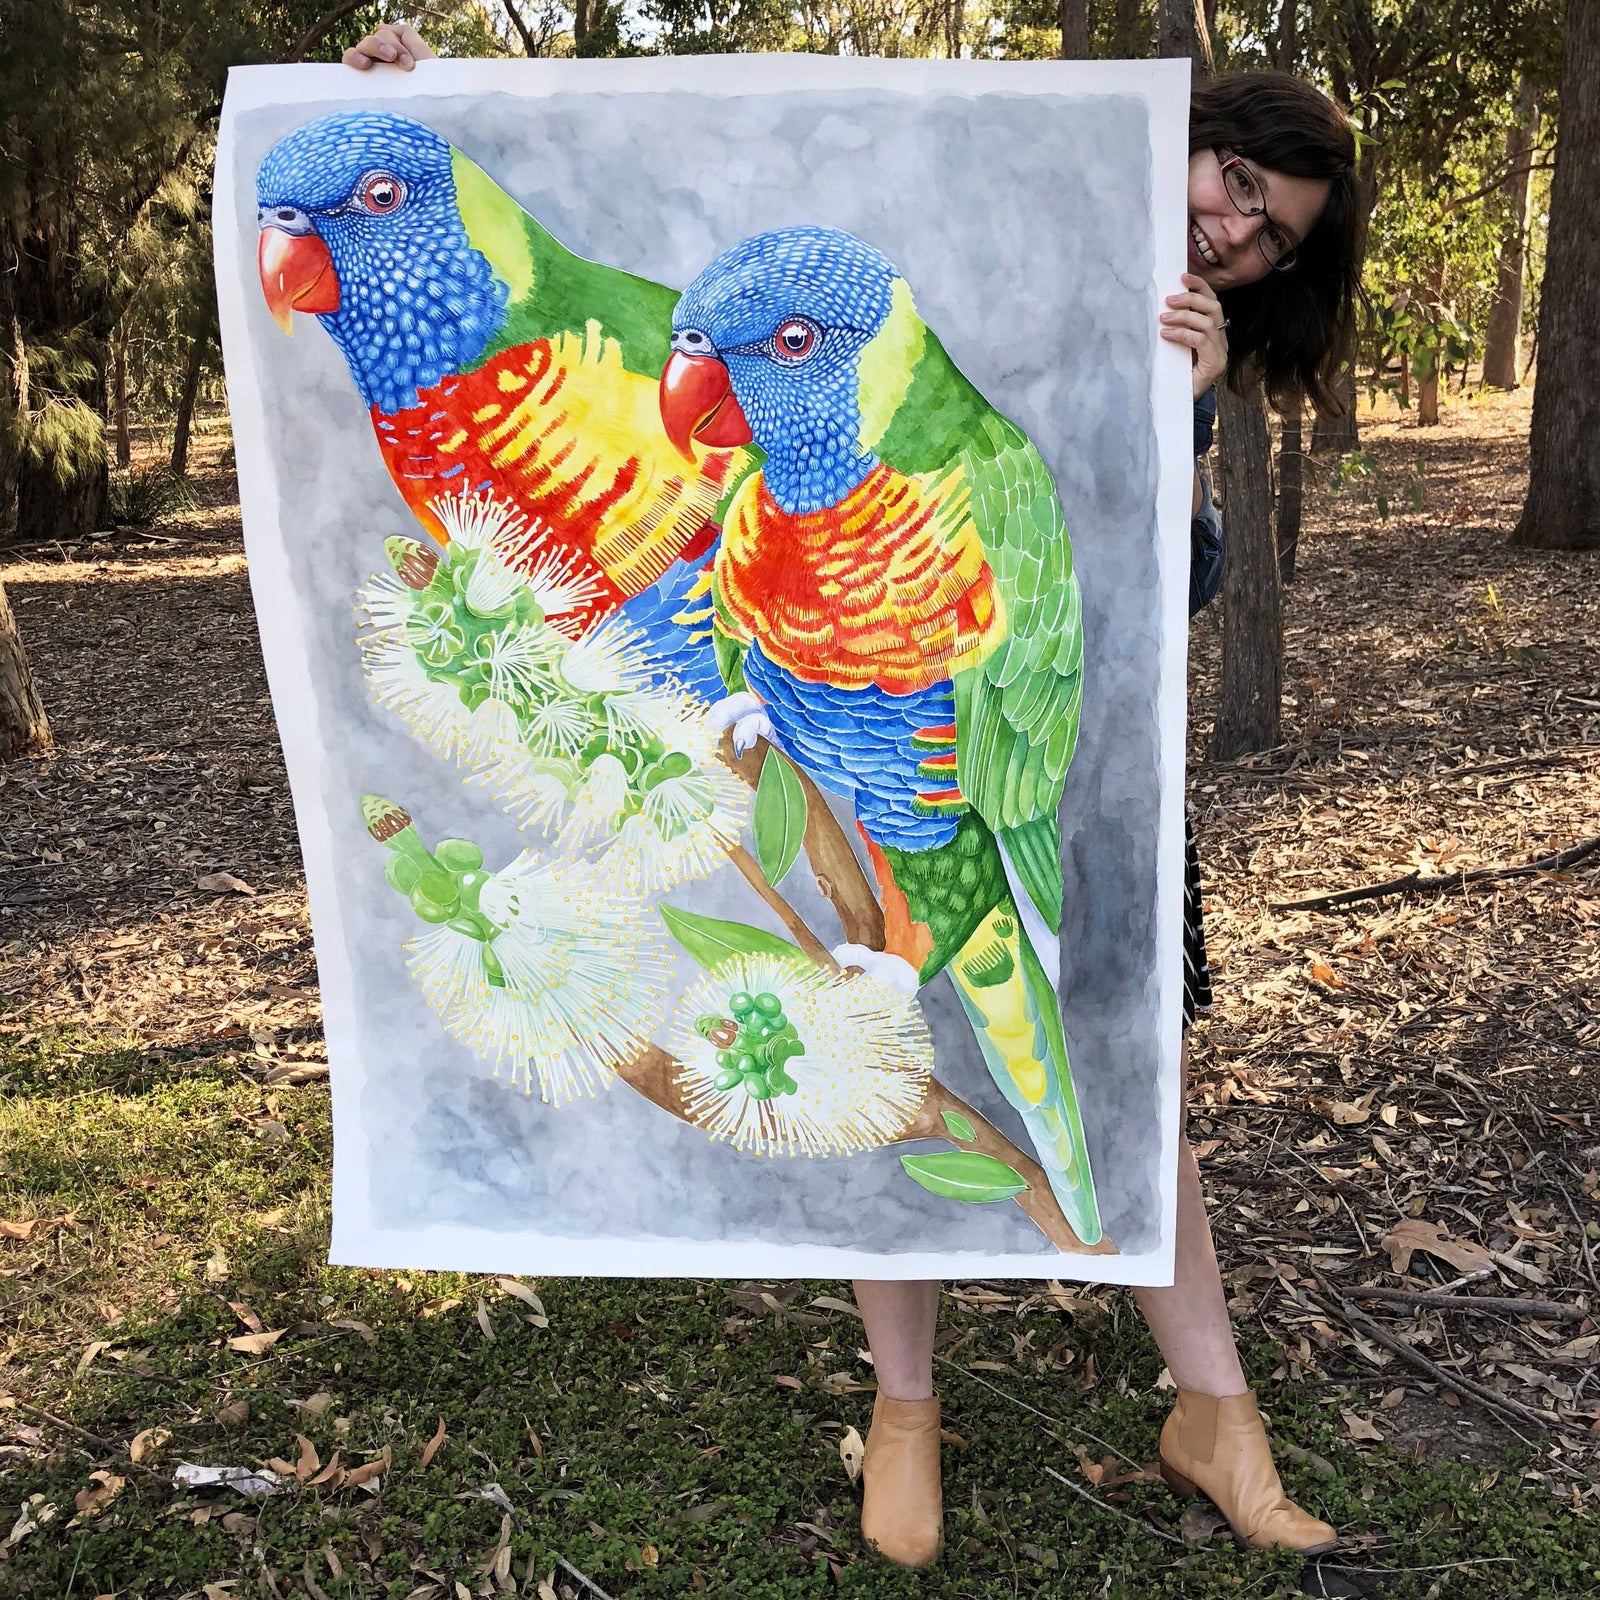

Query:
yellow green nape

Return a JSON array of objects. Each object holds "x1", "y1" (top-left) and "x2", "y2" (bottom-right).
[
  {"x1": 857, "y1": 276, "x2": 925, "y2": 452},
  {"x1": 451, "y1": 150, "x2": 534, "y2": 299}
]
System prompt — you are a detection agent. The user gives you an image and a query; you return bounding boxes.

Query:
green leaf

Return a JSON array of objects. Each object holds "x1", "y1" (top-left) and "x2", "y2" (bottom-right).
[
  {"x1": 940, "y1": 1110, "x2": 977, "y2": 1143},
  {"x1": 753, "y1": 748, "x2": 807, "y2": 887},
  {"x1": 899, "y1": 1151, "x2": 1027, "y2": 1204},
  {"x1": 658, "y1": 903, "x2": 804, "y2": 973}
]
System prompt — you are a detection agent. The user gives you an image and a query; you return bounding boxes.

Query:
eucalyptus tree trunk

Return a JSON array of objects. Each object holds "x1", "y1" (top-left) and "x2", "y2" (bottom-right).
[
  {"x1": 1157, "y1": 0, "x2": 1212, "y2": 71},
  {"x1": 113, "y1": 336, "x2": 131, "y2": 469},
  {"x1": 1483, "y1": 78, "x2": 1541, "y2": 390},
  {"x1": 1276, "y1": 404, "x2": 1304, "y2": 586},
  {"x1": 170, "y1": 335, "x2": 206, "y2": 477},
  {"x1": 0, "y1": 578, "x2": 50, "y2": 761},
  {"x1": 1060, "y1": 0, "x2": 1090, "y2": 57},
  {"x1": 1207, "y1": 384, "x2": 1281, "y2": 759},
  {"x1": 1515, "y1": 1, "x2": 1600, "y2": 550},
  {"x1": 1113, "y1": 0, "x2": 1145, "y2": 55}
]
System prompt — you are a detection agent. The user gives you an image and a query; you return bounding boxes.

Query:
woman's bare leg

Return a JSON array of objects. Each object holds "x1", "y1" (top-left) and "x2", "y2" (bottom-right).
[
  {"x1": 1131, "y1": 1040, "x2": 1247, "y2": 1395},
  {"x1": 853, "y1": 1280, "x2": 939, "y2": 1399}
]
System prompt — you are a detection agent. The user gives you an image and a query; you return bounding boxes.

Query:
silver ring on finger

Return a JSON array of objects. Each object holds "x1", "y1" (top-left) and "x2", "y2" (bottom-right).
[{"x1": 1218, "y1": 317, "x2": 1230, "y2": 330}]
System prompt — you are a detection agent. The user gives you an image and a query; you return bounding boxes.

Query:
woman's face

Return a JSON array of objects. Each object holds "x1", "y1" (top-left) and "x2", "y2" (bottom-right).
[{"x1": 1186, "y1": 147, "x2": 1331, "y2": 291}]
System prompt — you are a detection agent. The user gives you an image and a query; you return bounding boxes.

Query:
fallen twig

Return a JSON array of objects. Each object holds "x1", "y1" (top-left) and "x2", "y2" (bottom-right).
[
  {"x1": 1042, "y1": 1463, "x2": 1183, "y2": 1547},
  {"x1": 1304, "y1": 1270, "x2": 1586, "y2": 1438},
  {"x1": 935, "y1": 1354, "x2": 1142, "y2": 1470},
  {"x1": 557, "y1": 1558, "x2": 618, "y2": 1599},
  {"x1": 1349, "y1": 1286, "x2": 1588, "y2": 1321},
  {"x1": 1271, "y1": 835, "x2": 1600, "y2": 913},
  {"x1": 3, "y1": 1399, "x2": 166, "y2": 1479}
]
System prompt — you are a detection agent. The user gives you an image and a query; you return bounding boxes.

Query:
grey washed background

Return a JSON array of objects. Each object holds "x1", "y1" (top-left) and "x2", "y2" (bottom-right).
[{"x1": 231, "y1": 84, "x2": 1168, "y2": 1261}]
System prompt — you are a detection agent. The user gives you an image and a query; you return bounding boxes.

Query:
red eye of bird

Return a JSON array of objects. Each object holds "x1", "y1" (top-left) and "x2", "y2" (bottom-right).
[
  {"x1": 361, "y1": 174, "x2": 405, "y2": 214},
  {"x1": 773, "y1": 319, "x2": 817, "y2": 362}
]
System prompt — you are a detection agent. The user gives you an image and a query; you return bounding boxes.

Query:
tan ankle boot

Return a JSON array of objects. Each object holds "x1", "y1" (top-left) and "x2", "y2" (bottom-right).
[
  {"x1": 1159, "y1": 1389, "x2": 1338, "y2": 1553},
  {"x1": 859, "y1": 1391, "x2": 943, "y2": 1567}
]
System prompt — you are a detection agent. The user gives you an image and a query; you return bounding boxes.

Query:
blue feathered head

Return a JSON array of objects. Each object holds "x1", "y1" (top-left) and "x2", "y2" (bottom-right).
[
  {"x1": 255, "y1": 112, "x2": 507, "y2": 414},
  {"x1": 663, "y1": 227, "x2": 900, "y2": 515}
]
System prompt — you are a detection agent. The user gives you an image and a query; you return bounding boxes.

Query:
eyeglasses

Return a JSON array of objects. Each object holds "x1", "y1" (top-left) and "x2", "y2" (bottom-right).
[{"x1": 1216, "y1": 149, "x2": 1300, "y2": 273}]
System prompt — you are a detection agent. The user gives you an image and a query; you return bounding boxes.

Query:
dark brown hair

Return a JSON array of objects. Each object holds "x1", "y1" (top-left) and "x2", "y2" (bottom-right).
[{"x1": 1190, "y1": 71, "x2": 1364, "y2": 414}]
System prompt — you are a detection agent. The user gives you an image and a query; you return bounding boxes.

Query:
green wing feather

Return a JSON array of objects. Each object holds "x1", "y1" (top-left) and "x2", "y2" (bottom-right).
[{"x1": 876, "y1": 331, "x2": 1083, "y2": 927}]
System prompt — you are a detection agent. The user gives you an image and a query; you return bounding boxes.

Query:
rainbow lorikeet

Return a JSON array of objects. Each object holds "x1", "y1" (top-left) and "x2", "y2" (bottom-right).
[
  {"x1": 253, "y1": 112, "x2": 748, "y2": 697},
  {"x1": 657, "y1": 226, "x2": 1100, "y2": 1244}
]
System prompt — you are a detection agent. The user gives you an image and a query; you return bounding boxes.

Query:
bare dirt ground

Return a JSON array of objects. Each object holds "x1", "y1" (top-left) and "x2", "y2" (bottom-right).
[{"x1": 2, "y1": 389, "x2": 1597, "y2": 1481}]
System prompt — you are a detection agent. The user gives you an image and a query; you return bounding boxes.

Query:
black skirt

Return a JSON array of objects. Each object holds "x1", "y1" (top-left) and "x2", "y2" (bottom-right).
[{"x1": 1183, "y1": 814, "x2": 1214, "y2": 1029}]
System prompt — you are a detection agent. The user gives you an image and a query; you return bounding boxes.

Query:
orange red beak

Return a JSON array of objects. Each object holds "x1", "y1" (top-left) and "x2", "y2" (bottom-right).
[
  {"x1": 258, "y1": 228, "x2": 341, "y2": 334},
  {"x1": 658, "y1": 350, "x2": 753, "y2": 459}
]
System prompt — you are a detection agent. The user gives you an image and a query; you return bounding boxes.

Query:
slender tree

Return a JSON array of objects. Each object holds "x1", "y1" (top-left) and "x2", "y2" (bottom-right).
[
  {"x1": 1483, "y1": 77, "x2": 1541, "y2": 389},
  {"x1": 1060, "y1": 0, "x2": 1090, "y2": 57},
  {"x1": 1514, "y1": 1, "x2": 1600, "y2": 551},
  {"x1": 1157, "y1": 0, "x2": 1211, "y2": 71},
  {"x1": 1276, "y1": 400, "x2": 1303, "y2": 584},
  {"x1": 1208, "y1": 383, "x2": 1280, "y2": 757},
  {"x1": 0, "y1": 579, "x2": 50, "y2": 760}
]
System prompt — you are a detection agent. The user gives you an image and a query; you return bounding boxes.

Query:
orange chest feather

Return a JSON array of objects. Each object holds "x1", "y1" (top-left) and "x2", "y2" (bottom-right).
[
  {"x1": 373, "y1": 327, "x2": 742, "y2": 615},
  {"x1": 717, "y1": 463, "x2": 1004, "y2": 694}
]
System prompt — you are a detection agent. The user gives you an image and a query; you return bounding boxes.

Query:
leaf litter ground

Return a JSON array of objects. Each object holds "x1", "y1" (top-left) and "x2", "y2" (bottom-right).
[{"x1": 0, "y1": 393, "x2": 1595, "y2": 1597}]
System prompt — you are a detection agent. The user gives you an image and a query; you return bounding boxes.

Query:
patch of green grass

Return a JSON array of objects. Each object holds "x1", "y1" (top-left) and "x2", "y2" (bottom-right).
[{"x1": 1, "y1": 1029, "x2": 1595, "y2": 1598}]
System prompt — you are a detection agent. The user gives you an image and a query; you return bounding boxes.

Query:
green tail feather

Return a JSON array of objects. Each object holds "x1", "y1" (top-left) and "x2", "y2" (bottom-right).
[
  {"x1": 998, "y1": 815, "x2": 1062, "y2": 927},
  {"x1": 948, "y1": 899, "x2": 1101, "y2": 1247}
]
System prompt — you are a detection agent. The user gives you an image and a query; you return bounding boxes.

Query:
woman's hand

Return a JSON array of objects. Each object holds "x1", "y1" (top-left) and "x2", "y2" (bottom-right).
[
  {"x1": 342, "y1": 22, "x2": 435, "y2": 70},
  {"x1": 1161, "y1": 273, "x2": 1229, "y2": 401}
]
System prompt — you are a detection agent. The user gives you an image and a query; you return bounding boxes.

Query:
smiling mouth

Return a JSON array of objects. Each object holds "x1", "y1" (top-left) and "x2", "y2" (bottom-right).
[{"x1": 1190, "y1": 221, "x2": 1220, "y2": 267}]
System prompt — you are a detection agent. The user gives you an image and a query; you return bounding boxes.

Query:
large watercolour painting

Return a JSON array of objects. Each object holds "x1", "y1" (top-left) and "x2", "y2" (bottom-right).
[{"x1": 215, "y1": 56, "x2": 1193, "y2": 1283}]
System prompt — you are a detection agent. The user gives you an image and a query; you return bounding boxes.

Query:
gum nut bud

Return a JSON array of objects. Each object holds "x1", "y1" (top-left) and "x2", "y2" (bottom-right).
[
  {"x1": 735, "y1": 1053, "x2": 757, "y2": 1075},
  {"x1": 729, "y1": 991, "x2": 754, "y2": 1017},
  {"x1": 362, "y1": 793, "x2": 413, "y2": 841},
  {"x1": 745, "y1": 1077, "x2": 774, "y2": 1101},
  {"x1": 656, "y1": 749, "x2": 694, "y2": 781},
  {"x1": 708, "y1": 1021, "x2": 739, "y2": 1049},
  {"x1": 715, "y1": 1049, "x2": 733, "y2": 1068},
  {"x1": 435, "y1": 838, "x2": 485, "y2": 873},
  {"x1": 714, "y1": 1067, "x2": 743, "y2": 1091},
  {"x1": 754, "y1": 991, "x2": 782, "y2": 1016},
  {"x1": 385, "y1": 536, "x2": 439, "y2": 590}
]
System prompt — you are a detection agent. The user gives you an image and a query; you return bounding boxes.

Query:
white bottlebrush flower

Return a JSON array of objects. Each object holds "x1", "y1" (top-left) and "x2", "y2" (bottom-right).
[
  {"x1": 672, "y1": 954, "x2": 933, "y2": 1157},
  {"x1": 558, "y1": 622, "x2": 651, "y2": 697},
  {"x1": 474, "y1": 623, "x2": 558, "y2": 704},
  {"x1": 406, "y1": 853, "x2": 668, "y2": 1104},
  {"x1": 471, "y1": 753, "x2": 574, "y2": 834},
  {"x1": 359, "y1": 629, "x2": 472, "y2": 749},
  {"x1": 562, "y1": 753, "x2": 631, "y2": 846},
  {"x1": 357, "y1": 569, "x2": 419, "y2": 633},
  {"x1": 461, "y1": 549, "x2": 526, "y2": 618},
  {"x1": 429, "y1": 485, "x2": 518, "y2": 554},
  {"x1": 513, "y1": 533, "x2": 607, "y2": 636},
  {"x1": 521, "y1": 693, "x2": 598, "y2": 760}
]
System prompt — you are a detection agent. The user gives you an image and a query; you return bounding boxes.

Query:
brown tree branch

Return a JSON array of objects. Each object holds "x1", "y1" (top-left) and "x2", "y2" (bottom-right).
[
  {"x1": 1272, "y1": 835, "x2": 1600, "y2": 913},
  {"x1": 498, "y1": 0, "x2": 543, "y2": 56},
  {"x1": 720, "y1": 732, "x2": 885, "y2": 951},
  {"x1": 1304, "y1": 1270, "x2": 1586, "y2": 1438},
  {"x1": 723, "y1": 843, "x2": 839, "y2": 969},
  {"x1": 892, "y1": 1080, "x2": 1116, "y2": 1256},
  {"x1": 288, "y1": 0, "x2": 371, "y2": 62}
]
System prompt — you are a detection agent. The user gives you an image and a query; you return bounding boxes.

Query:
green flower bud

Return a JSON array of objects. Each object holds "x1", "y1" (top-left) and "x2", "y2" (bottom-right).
[{"x1": 435, "y1": 839, "x2": 485, "y2": 873}]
